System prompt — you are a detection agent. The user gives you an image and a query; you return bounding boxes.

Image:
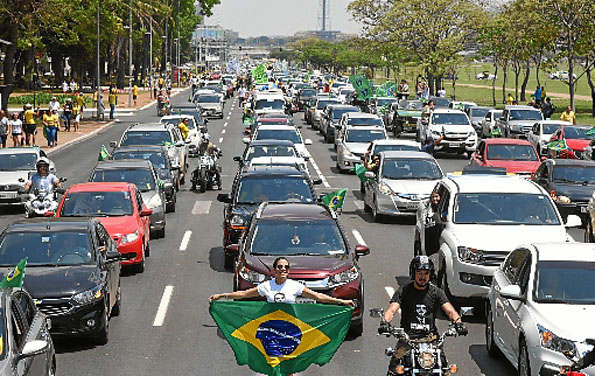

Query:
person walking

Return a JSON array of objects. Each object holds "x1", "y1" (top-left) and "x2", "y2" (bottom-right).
[
  {"x1": 542, "y1": 97, "x2": 556, "y2": 120},
  {"x1": 23, "y1": 103, "x2": 38, "y2": 146},
  {"x1": 43, "y1": 109, "x2": 60, "y2": 147},
  {"x1": 76, "y1": 92, "x2": 85, "y2": 120},
  {"x1": 108, "y1": 88, "x2": 117, "y2": 120},
  {"x1": 533, "y1": 86, "x2": 542, "y2": 105},
  {"x1": 63, "y1": 98, "x2": 73, "y2": 131},
  {"x1": 132, "y1": 83, "x2": 139, "y2": 106},
  {"x1": 72, "y1": 100, "x2": 81, "y2": 132},
  {"x1": 560, "y1": 105, "x2": 576, "y2": 125},
  {"x1": 9, "y1": 112, "x2": 23, "y2": 147},
  {"x1": 0, "y1": 110, "x2": 9, "y2": 148}
]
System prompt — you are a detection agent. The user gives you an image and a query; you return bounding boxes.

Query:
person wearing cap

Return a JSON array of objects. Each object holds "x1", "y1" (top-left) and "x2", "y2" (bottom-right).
[{"x1": 23, "y1": 104, "x2": 38, "y2": 146}]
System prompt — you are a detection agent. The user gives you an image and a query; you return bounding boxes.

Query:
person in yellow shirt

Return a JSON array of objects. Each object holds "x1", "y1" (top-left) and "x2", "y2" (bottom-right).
[
  {"x1": 132, "y1": 83, "x2": 139, "y2": 106},
  {"x1": 560, "y1": 106, "x2": 576, "y2": 125},
  {"x1": 43, "y1": 109, "x2": 60, "y2": 147},
  {"x1": 178, "y1": 118, "x2": 190, "y2": 140},
  {"x1": 506, "y1": 93, "x2": 514, "y2": 105},
  {"x1": 72, "y1": 101, "x2": 81, "y2": 132},
  {"x1": 108, "y1": 87, "x2": 117, "y2": 120},
  {"x1": 23, "y1": 104, "x2": 38, "y2": 146},
  {"x1": 76, "y1": 93, "x2": 85, "y2": 120}
]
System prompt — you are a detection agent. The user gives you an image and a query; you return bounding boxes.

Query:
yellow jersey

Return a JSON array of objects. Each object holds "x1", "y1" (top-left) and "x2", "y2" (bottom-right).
[{"x1": 24, "y1": 109, "x2": 35, "y2": 125}]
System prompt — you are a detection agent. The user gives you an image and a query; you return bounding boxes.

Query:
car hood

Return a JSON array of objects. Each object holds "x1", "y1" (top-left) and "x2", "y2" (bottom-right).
[
  {"x1": 246, "y1": 254, "x2": 353, "y2": 280},
  {"x1": 293, "y1": 144, "x2": 310, "y2": 158},
  {"x1": 435, "y1": 124, "x2": 473, "y2": 134},
  {"x1": 345, "y1": 143, "x2": 370, "y2": 155},
  {"x1": 552, "y1": 183, "x2": 595, "y2": 202},
  {"x1": 0, "y1": 265, "x2": 101, "y2": 298},
  {"x1": 97, "y1": 216, "x2": 138, "y2": 236},
  {"x1": 381, "y1": 179, "x2": 438, "y2": 197},
  {"x1": 565, "y1": 139, "x2": 590, "y2": 151},
  {"x1": 0, "y1": 170, "x2": 31, "y2": 185},
  {"x1": 451, "y1": 224, "x2": 570, "y2": 252},
  {"x1": 509, "y1": 120, "x2": 538, "y2": 127},
  {"x1": 529, "y1": 302, "x2": 595, "y2": 343},
  {"x1": 483, "y1": 160, "x2": 540, "y2": 173}
]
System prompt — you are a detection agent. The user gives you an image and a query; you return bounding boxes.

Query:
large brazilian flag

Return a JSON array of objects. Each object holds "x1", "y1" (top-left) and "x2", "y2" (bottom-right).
[
  {"x1": 210, "y1": 301, "x2": 352, "y2": 376},
  {"x1": 349, "y1": 74, "x2": 373, "y2": 100},
  {"x1": 252, "y1": 64, "x2": 269, "y2": 84}
]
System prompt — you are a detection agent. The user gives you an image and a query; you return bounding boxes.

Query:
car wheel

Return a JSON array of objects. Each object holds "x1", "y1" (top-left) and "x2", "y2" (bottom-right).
[
  {"x1": 360, "y1": 180, "x2": 365, "y2": 194},
  {"x1": 94, "y1": 301, "x2": 110, "y2": 345},
  {"x1": 349, "y1": 320, "x2": 363, "y2": 337},
  {"x1": 111, "y1": 283, "x2": 122, "y2": 317},
  {"x1": 135, "y1": 245, "x2": 145, "y2": 273},
  {"x1": 224, "y1": 253, "x2": 235, "y2": 271},
  {"x1": 145, "y1": 240, "x2": 150, "y2": 257},
  {"x1": 585, "y1": 216, "x2": 594, "y2": 243},
  {"x1": 372, "y1": 198, "x2": 383, "y2": 223},
  {"x1": 336, "y1": 162, "x2": 344, "y2": 174},
  {"x1": 485, "y1": 304, "x2": 501, "y2": 357},
  {"x1": 518, "y1": 338, "x2": 531, "y2": 376},
  {"x1": 168, "y1": 194, "x2": 176, "y2": 213}
]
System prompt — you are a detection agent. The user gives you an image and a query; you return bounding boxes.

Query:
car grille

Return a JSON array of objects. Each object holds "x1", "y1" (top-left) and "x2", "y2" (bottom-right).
[
  {"x1": 482, "y1": 250, "x2": 509, "y2": 266},
  {"x1": 37, "y1": 299, "x2": 72, "y2": 316},
  {"x1": 0, "y1": 184, "x2": 21, "y2": 191},
  {"x1": 445, "y1": 133, "x2": 468, "y2": 141}
]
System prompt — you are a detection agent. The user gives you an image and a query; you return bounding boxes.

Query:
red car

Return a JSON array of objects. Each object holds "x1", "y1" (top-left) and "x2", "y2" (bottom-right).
[
  {"x1": 548, "y1": 124, "x2": 595, "y2": 159},
  {"x1": 469, "y1": 138, "x2": 542, "y2": 178},
  {"x1": 56, "y1": 182, "x2": 152, "y2": 272}
]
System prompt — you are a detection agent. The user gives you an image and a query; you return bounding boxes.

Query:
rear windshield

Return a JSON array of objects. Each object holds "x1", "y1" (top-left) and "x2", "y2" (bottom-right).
[
  {"x1": 113, "y1": 151, "x2": 167, "y2": 169},
  {"x1": 120, "y1": 131, "x2": 171, "y2": 146},
  {"x1": 91, "y1": 169, "x2": 155, "y2": 192}
]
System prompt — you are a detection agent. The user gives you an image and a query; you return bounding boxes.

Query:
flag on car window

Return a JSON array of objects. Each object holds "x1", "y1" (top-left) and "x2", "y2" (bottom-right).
[
  {"x1": 210, "y1": 301, "x2": 352, "y2": 376},
  {"x1": 547, "y1": 139, "x2": 568, "y2": 151},
  {"x1": 349, "y1": 75, "x2": 373, "y2": 100},
  {"x1": 0, "y1": 258, "x2": 27, "y2": 288},
  {"x1": 586, "y1": 127, "x2": 595, "y2": 136},
  {"x1": 321, "y1": 189, "x2": 348, "y2": 211},
  {"x1": 489, "y1": 127, "x2": 501, "y2": 137},
  {"x1": 98, "y1": 145, "x2": 110, "y2": 161},
  {"x1": 351, "y1": 163, "x2": 368, "y2": 182}
]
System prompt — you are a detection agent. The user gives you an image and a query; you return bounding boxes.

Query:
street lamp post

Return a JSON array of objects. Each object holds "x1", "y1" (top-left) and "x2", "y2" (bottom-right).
[
  {"x1": 149, "y1": 0, "x2": 153, "y2": 98},
  {"x1": 96, "y1": 0, "x2": 101, "y2": 118},
  {"x1": 128, "y1": 0, "x2": 132, "y2": 107}
]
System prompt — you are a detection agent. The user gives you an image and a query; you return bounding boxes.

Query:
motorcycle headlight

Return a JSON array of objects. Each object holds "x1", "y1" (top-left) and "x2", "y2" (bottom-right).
[
  {"x1": 457, "y1": 246, "x2": 484, "y2": 264},
  {"x1": 328, "y1": 266, "x2": 359, "y2": 288},
  {"x1": 230, "y1": 215, "x2": 244, "y2": 228},
  {"x1": 146, "y1": 194, "x2": 162, "y2": 209},
  {"x1": 120, "y1": 230, "x2": 139, "y2": 244},
  {"x1": 72, "y1": 285, "x2": 104, "y2": 305},
  {"x1": 239, "y1": 267, "x2": 267, "y2": 284},
  {"x1": 418, "y1": 352, "x2": 436, "y2": 369},
  {"x1": 379, "y1": 183, "x2": 395, "y2": 196},
  {"x1": 538, "y1": 325, "x2": 577, "y2": 357}
]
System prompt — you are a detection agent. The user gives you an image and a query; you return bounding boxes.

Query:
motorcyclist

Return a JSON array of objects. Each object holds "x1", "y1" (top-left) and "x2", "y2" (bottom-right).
[
  {"x1": 23, "y1": 157, "x2": 62, "y2": 211},
  {"x1": 198, "y1": 133, "x2": 222, "y2": 188},
  {"x1": 381, "y1": 256, "x2": 467, "y2": 358}
]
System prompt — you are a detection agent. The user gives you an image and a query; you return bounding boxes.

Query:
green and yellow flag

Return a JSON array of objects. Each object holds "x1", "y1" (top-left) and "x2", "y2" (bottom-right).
[
  {"x1": 321, "y1": 189, "x2": 347, "y2": 211},
  {"x1": 210, "y1": 301, "x2": 352, "y2": 376},
  {"x1": 547, "y1": 139, "x2": 568, "y2": 151},
  {"x1": 351, "y1": 163, "x2": 368, "y2": 182},
  {"x1": 98, "y1": 145, "x2": 110, "y2": 161},
  {"x1": 375, "y1": 81, "x2": 396, "y2": 97},
  {"x1": 0, "y1": 258, "x2": 27, "y2": 288},
  {"x1": 252, "y1": 64, "x2": 268, "y2": 84},
  {"x1": 489, "y1": 127, "x2": 501, "y2": 137},
  {"x1": 349, "y1": 75, "x2": 373, "y2": 100}
]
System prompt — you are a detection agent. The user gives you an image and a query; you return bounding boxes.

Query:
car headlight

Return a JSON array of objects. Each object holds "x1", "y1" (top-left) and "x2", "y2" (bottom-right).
[
  {"x1": 538, "y1": 325, "x2": 577, "y2": 357},
  {"x1": 146, "y1": 194, "x2": 162, "y2": 209},
  {"x1": 216, "y1": 106, "x2": 221, "y2": 111},
  {"x1": 72, "y1": 285, "x2": 104, "y2": 305},
  {"x1": 342, "y1": 148, "x2": 354, "y2": 157},
  {"x1": 457, "y1": 246, "x2": 484, "y2": 264},
  {"x1": 418, "y1": 352, "x2": 436, "y2": 369},
  {"x1": 120, "y1": 230, "x2": 139, "y2": 244},
  {"x1": 398, "y1": 193, "x2": 422, "y2": 201},
  {"x1": 379, "y1": 183, "x2": 396, "y2": 196},
  {"x1": 239, "y1": 267, "x2": 267, "y2": 284},
  {"x1": 328, "y1": 266, "x2": 359, "y2": 288}
]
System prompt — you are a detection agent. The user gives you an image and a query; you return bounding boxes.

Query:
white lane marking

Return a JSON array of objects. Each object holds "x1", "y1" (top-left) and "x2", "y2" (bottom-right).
[
  {"x1": 226, "y1": 115, "x2": 231, "y2": 120},
  {"x1": 385, "y1": 286, "x2": 395, "y2": 298},
  {"x1": 191, "y1": 200, "x2": 212, "y2": 215},
  {"x1": 224, "y1": 122, "x2": 228, "y2": 127},
  {"x1": 353, "y1": 201, "x2": 364, "y2": 210},
  {"x1": 153, "y1": 286, "x2": 174, "y2": 327},
  {"x1": 221, "y1": 129, "x2": 226, "y2": 134},
  {"x1": 219, "y1": 137, "x2": 224, "y2": 143},
  {"x1": 308, "y1": 155, "x2": 330, "y2": 188},
  {"x1": 352, "y1": 229, "x2": 367, "y2": 246},
  {"x1": 179, "y1": 230, "x2": 192, "y2": 251}
]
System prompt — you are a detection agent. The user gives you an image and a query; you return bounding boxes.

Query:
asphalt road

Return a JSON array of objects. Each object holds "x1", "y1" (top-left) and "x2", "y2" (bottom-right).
[{"x1": 0, "y1": 89, "x2": 583, "y2": 375}]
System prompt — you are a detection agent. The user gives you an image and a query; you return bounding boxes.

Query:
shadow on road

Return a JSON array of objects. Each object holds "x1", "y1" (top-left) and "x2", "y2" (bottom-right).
[
  {"x1": 209, "y1": 246, "x2": 231, "y2": 273},
  {"x1": 469, "y1": 344, "x2": 515, "y2": 375},
  {"x1": 54, "y1": 337, "x2": 96, "y2": 354}
]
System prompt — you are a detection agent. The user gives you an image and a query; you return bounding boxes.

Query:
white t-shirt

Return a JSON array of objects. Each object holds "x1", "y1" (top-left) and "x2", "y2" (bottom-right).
[
  {"x1": 257, "y1": 279, "x2": 305, "y2": 304},
  {"x1": 9, "y1": 119, "x2": 22, "y2": 134},
  {"x1": 49, "y1": 101, "x2": 61, "y2": 111}
]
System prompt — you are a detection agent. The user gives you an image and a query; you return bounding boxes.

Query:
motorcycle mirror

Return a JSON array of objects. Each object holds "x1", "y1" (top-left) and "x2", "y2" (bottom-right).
[
  {"x1": 369, "y1": 308, "x2": 384, "y2": 318},
  {"x1": 109, "y1": 141, "x2": 117, "y2": 148},
  {"x1": 18, "y1": 178, "x2": 25, "y2": 183},
  {"x1": 460, "y1": 307, "x2": 474, "y2": 317},
  {"x1": 59, "y1": 177, "x2": 67, "y2": 182}
]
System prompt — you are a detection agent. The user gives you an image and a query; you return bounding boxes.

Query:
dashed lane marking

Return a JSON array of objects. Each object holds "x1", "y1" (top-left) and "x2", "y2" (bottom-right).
[
  {"x1": 352, "y1": 229, "x2": 367, "y2": 246},
  {"x1": 219, "y1": 137, "x2": 224, "y2": 143},
  {"x1": 308, "y1": 155, "x2": 330, "y2": 188},
  {"x1": 385, "y1": 286, "x2": 395, "y2": 298},
  {"x1": 221, "y1": 129, "x2": 226, "y2": 134},
  {"x1": 153, "y1": 286, "x2": 174, "y2": 327},
  {"x1": 179, "y1": 230, "x2": 192, "y2": 251},
  {"x1": 226, "y1": 115, "x2": 231, "y2": 120},
  {"x1": 224, "y1": 122, "x2": 228, "y2": 127},
  {"x1": 191, "y1": 200, "x2": 212, "y2": 215}
]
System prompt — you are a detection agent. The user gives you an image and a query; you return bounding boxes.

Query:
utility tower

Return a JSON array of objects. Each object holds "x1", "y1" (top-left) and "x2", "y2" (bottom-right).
[{"x1": 319, "y1": 0, "x2": 330, "y2": 32}]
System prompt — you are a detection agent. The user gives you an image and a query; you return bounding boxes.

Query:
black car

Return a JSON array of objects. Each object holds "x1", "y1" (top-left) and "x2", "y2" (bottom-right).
[
  {"x1": 320, "y1": 105, "x2": 360, "y2": 143},
  {"x1": 217, "y1": 166, "x2": 319, "y2": 270},
  {"x1": 295, "y1": 88, "x2": 317, "y2": 111},
  {"x1": 111, "y1": 145, "x2": 178, "y2": 212},
  {"x1": 233, "y1": 139, "x2": 304, "y2": 168},
  {"x1": 532, "y1": 159, "x2": 595, "y2": 224},
  {"x1": 0, "y1": 218, "x2": 127, "y2": 344},
  {"x1": 0, "y1": 287, "x2": 56, "y2": 375}
]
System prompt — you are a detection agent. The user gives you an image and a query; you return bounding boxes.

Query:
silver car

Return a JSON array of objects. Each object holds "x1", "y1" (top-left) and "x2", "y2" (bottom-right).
[
  {"x1": 336, "y1": 126, "x2": 386, "y2": 173},
  {"x1": 363, "y1": 151, "x2": 443, "y2": 222},
  {"x1": 0, "y1": 148, "x2": 55, "y2": 206}
]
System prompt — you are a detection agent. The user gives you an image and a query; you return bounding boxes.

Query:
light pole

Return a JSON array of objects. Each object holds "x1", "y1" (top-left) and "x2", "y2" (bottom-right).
[
  {"x1": 174, "y1": 38, "x2": 179, "y2": 87},
  {"x1": 149, "y1": 0, "x2": 153, "y2": 97},
  {"x1": 96, "y1": 0, "x2": 101, "y2": 118}
]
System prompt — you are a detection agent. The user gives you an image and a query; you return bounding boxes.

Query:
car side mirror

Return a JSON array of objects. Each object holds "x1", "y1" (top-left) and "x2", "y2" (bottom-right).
[
  {"x1": 499, "y1": 284, "x2": 522, "y2": 301},
  {"x1": 364, "y1": 171, "x2": 376, "y2": 179},
  {"x1": 565, "y1": 214, "x2": 582, "y2": 228},
  {"x1": 140, "y1": 208, "x2": 153, "y2": 217},
  {"x1": 217, "y1": 193, "x2": 232, "y2": 203},
  {"x1": 233, "y1": 156, "x2": 242, "y2": 162},
  {"x1": 175, "y1": 141, "x2": 185, "y2": 147},
  {"x1": 18, "y1": 340, "x2": 49, "y2": 360},
  {"x1": 355, "y1": 244, "x2": 370, "y2": 257},
  {"x1": 242, "y1": 137, "x2": 251, "y2": 144},
  {"x1": 109, "y1": 141, "x2": 117, "y2": 148},
  {"x1": 304, "y1": 139, "x2": 313, "y2": 145},
  {"x1": 106, "y1": 250, "x2": 122, "y2": 261},
  {"x1": 313, "y1": 178, "x2": 323, "y2": 185}
]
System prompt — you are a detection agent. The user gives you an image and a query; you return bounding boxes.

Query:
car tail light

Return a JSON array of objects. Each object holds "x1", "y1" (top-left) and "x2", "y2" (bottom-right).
[
  {"x1": 566, "y1": 372, "x2": 586, "y2": 376},
  {"x1": 44, "y1": 211, "x2": 55, "y2": 217},
  {"x1": 550, "y1": 190, "x2": 556, "y2": 200}
]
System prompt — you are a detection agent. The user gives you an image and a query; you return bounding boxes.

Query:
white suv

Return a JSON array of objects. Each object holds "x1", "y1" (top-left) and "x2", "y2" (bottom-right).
[
  {"x1": 414, "y1": 174, "x2": 578, "y2": 311},
  {"x1": 418, "y1": 109, "x2": 477, "y2": 154},
  {"x1": 487, "y1": 243, "x2": 595, "y2": 376}
]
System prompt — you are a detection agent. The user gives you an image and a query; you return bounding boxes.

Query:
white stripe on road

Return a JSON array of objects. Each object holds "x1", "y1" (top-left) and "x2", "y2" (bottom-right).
[
  {"x1": 226, "y1": 115, "x2": 231, "y2": 120},
  {"x1": 153, "y1": 286, "x2": 174, "y2": 327},
  {"x1": 308, "y1": 155, "x2": 330, "y2": 188},
  {"x1": 219, "y1": 137, "x2": 224, "y2": 143},
  {"x1": 352, "y1": 229, "x2": 367, "y2": 246},
  {"x1": 385, "y1": 286, "x2": 395, "y2": 298},
  {"x1": 179, "y1": 230, "x2": 192, "y2": 251},
  {"x1": 191, "y1": 200, "x2": 212, "y2": 215},
  {"x1": 221, "y1": 129, "x2": 226, "y2": 134},
  {"x1": 223, "y1": 122, "x2": 228, "y2": 127}
]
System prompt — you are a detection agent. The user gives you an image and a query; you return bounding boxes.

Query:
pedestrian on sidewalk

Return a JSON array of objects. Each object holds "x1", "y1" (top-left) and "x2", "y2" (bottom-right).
[
  {"x1": 63, "y1": 98, "x2": 73, "y2": 131},
  {"x1": 132, "y1": 83, "x2": 138, "y2": 106},
  {"x1": 43, "y1": 109, "x2": 59, "y2": 147},
  {"x1": 72, "y1": 100, "x2": 81, "y2": 132},
  {"x1": 76, "y1": 92, "x2": 85, "y2": 120},
  {"x1": 108, "y1": 87, "x2": 117, "y2": 120},
  {"x1": 0, "y1": 110, "x2": 8, "y2": 148},
  {"x1": 23, "y1": 104, "x2": 38, "y2": 146},
  {"x1": 560, "y1": 106, "x2": 576, "y2": 125},
  {"x1": 9, "y1": 112, "x2": 23, "y2": 147}
]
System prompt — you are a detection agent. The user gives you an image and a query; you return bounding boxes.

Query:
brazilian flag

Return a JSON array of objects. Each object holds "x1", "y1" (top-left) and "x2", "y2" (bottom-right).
[
  {"x1": 98, "y1": 145, "x2": 110, "y2": 161},
  {"x1": 0, "y1": 258, "x2": 27, "y2": 288},
  {"x1": 252, "y1": 64, "x2": 268, "y2": 84},
  {"x1": 210, "y1": 301, "x2": 352, "y2": 376},
  {"x1": 587, "y1": 127, "x2": 595, "y2": 136},
  {"x1": 351, "y1": 163, "x2": 368, "y2": 182},
  {"x1": 321, "y1": 189, "x2": 347, "y2": 211},
  {"x1": 349, "y1": 74, "x2": 373, "y2": 100},
  {"x1": 547, "y1": 139, "x2": 568, "y2": 151},
  {"x1": 489, "y1": 127, "x2": 501, "y2": 137},
  {"x1": 375, "y1": 81, "x2": 396, "y2": 97}
]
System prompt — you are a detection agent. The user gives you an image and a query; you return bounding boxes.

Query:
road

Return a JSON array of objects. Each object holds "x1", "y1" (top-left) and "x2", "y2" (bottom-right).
[{"x1": 0, "y1": 88, "x2": 582, "y2": 375}]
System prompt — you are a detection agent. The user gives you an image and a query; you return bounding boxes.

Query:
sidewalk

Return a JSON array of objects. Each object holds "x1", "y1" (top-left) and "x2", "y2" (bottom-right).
[{"x1": 457, "y1": 83, "x2": 591, "y2": 101}]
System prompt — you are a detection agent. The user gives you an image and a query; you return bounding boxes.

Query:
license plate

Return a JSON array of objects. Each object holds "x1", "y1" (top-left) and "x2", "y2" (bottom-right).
[
  {"x1": 295, "y1": 297, "x2": 316, "y2": 304},
  {"x1": 0, "y1": 192, "x2": 17, "y2": 199},
  {"x1": 581, "y1": 206, "x2": 587, "y2": 213},
  {"x1": 449, "y1": 142, "x2": 462, "y2": 148},
  {"x1": 406, "y1": 202, "x2": 418, "y2": 210}
]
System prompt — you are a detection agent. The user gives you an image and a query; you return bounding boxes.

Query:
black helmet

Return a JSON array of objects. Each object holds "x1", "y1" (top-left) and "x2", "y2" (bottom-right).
[{"x1": 409, "y1": 256, "x2": 434, "y2": 279}]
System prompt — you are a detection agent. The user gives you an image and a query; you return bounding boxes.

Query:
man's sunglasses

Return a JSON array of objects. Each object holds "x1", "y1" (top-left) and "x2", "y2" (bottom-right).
[{"x1": 276, "y1": 265, "x2": 290, "y2": 271}]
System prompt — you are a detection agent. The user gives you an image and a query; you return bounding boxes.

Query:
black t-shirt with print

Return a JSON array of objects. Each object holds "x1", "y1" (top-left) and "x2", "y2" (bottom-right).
[{"x1": 390, "y1": 282, "x2": 449, "y2": 337}]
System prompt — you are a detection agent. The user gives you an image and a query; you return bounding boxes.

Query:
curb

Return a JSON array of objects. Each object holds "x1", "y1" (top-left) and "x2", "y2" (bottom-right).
[{"x1": 46, "y1": 120, "x2": 116, "y2": 155}]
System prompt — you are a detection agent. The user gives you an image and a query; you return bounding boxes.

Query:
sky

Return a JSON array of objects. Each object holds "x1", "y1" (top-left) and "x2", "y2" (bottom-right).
[{"x1": 207, "y1": 0, "x2": 362, "y2": 38}]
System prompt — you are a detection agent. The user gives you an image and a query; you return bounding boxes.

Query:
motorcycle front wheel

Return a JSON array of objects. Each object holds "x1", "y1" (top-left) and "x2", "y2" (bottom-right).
[{"x1": 199, "y1": 168, "x2": 207, "y2": 193}]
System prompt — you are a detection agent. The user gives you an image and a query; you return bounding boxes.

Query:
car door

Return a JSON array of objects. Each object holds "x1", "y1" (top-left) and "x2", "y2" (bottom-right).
[
  {"x1": 363, "y1": 155, "x2": 381, "y2": 206},
  {"x1": 96, "y1": 223, "x2": 118, "y2": 312},
  {"x1": 470, "y1": 140, "x2": 485, "y2": 166},
  {"x1": 135, "y1": 188, "x2": 150, "y2": 237}
]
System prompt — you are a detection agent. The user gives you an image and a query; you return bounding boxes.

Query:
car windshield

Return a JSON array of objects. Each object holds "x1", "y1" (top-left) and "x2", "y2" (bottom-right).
[
  {"x1": 301, "y1": 89, "x2": 316, "y2": 96},
  {"x1": 254, "y1": 130, "x2": 301, "y2": 144},
  {"x1": 432, "y1": 97, "x2": 450, "y2": 108},
  {"x1": 510, "y1": 110, "x2": 542, "y2": 121},
  {"x1": 60, "y1": 191, "x2": 133, "y2": 216},
  {"x1": 375, "y1": 144, "x2": 419, "y2": 154},
  {"x1": 543, "y1": 124, "x2": 561, "y2": 134},
  {"x1": 113, "y1": 151, "x2": 167, "y2": 169},
  {"x1": 0, "y1": 153, "x2": 38, "y2": 171},
  {"x1": 332, "y1": 108, "x2": 358, "y2": 120},
  {"x1": 552, "y1": 166, "x2": 595, "y2": 184},
  {"x1": 120, "y1": 131, "x2": 171, "y2": 146},
  {"x1": 91, "y1": 169, "x2": 155, "y2": 192},
  {"x1": 236, "y1": 177, "x2": 313, "y2": 205},
  {"x1": 197, "y1": 95, "x2": 219, "y2": 103},
  {"x1": 250, "y1": 219, "x2": 346, "y2": 256},
  {"x1": 376, "y1": 98, "x2": 397, "y2": 107},
  {"x1": 0, "y1": 231, "x2": 93, "y2": 266},
  {"x1": 486, "y1": 144, "x2": 538, "y2": 161},
  {"x1": 346, "y1": 129, "x2": 386, "y2": 143},
  {"x1": 471, "y1": 108, "x2": 490, "y2": 118},
  {"x1": 398, "y1": 100, "x2": 423, "y2": 111},
  {"x1": 564, "y1": 126, "x2": 595, "y2": 140},
  {"x1": 535, "y1": 261, "x2": 595, "y2": 304},
  {"x1": 340, "y1": 89, "x2": 354, "y2": 96},
  {"x1": 246, "y1": 146, "x2": 297, "y2": 160},
  {"x1": 346, "y1": 117, "x2": 383, "y2": 126},
  {"x1": 382, "y1": 159, "x2": 442, "y2": 180},
  {"x1": 432, "y1": 113, "x2": 469, "y2": 125},
  {"x1": 317, "y1": 100, "x2": 339, "y2": 110},
  {"x1": 255, "y1": 100, "x2": 284, "y2": 110},
  {"x1": 454, "y1": 193, "x2": 560, "y2": 225}
]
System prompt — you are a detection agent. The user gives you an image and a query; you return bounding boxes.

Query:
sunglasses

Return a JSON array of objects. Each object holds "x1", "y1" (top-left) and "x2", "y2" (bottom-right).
[{"x1": 276, "y1": 265, "x2": 290, "y2": 271}]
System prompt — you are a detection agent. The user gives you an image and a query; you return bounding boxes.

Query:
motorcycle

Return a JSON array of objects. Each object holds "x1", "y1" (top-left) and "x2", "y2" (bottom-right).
[
  {"x1": 539, "y1": 339, "x2": 595, "y2": 376},
  {"x1": 191, "y1": 150, "x2": 222, "y2": 192},
  {"x1": 370, "y1": 308, "x2": 460, "y2": 376},
  {"x1": 22, "y1": 187, "x2": 66, "y2": 218},
  {"x1": 157, "y1": 97, "x2": 170, "y2": 116}
]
